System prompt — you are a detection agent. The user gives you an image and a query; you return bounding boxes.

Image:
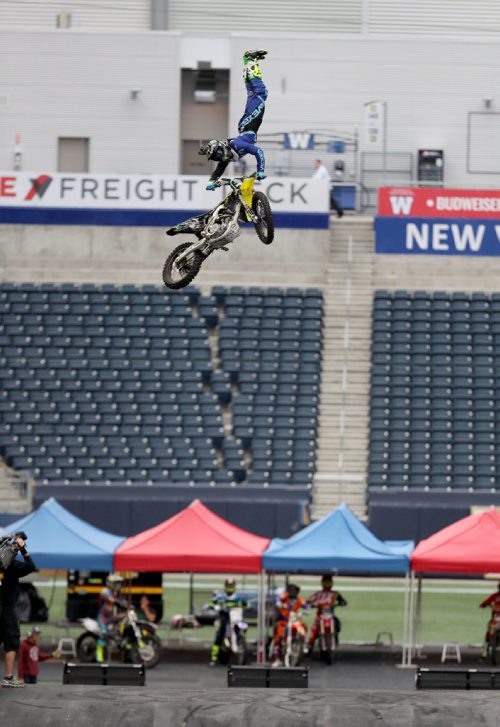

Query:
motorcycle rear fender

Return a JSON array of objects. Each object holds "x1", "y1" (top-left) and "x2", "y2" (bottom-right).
[
  {"x1": 81, "y1": 617, "x2": 100, "y2": 634},
  {"x1": 166, "y1": 214, "x2": 206, "y2": 237}
]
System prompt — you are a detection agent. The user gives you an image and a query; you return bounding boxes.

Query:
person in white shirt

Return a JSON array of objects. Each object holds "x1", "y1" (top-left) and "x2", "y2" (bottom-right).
[{"x1": 311, "y1": 160, "x2": 343, "y2": 217}]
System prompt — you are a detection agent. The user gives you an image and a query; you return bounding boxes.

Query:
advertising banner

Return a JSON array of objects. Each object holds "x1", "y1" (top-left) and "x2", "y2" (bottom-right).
[
  {"x1": 375, "y1": 186, "x2": 500, "y2": 256},
  {"x1": 0, "y1": 172, "x2": 330, "y2": 229}
]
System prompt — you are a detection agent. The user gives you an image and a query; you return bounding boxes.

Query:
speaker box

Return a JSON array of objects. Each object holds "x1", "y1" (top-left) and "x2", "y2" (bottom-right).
[
  {"x1": 227, "y1": 666, "x2": 308, "y2": 688},
  {"x1": 63, "y1": 662, "x2": 145, "y2": 686},
  {"x1": 416, "y1": 668, "x2": 500, "y2": 690}
]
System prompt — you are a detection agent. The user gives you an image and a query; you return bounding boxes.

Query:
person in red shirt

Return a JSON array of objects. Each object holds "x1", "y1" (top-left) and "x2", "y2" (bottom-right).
[
  {"x1": 480, "y1": 582, "x2": 500, "y2": 657},
  {"x1": 17, "y1": 628, "x2": 57, "y2": 684},
  {"x1": 305, "y1": 575, "x2": 347, "y2": 653},
  {"x1": 271, "y1": 583, "x2": 307, "y2": 665}
]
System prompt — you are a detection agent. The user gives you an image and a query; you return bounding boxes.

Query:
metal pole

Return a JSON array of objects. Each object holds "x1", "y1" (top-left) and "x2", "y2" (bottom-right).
[
  {"x1": 382, "y1": 101, "x2": 388, "y2": 185},
  {"x1": 407, "y1": 570, "x2": 416, "y2": 667},
  {"x1": 401, "y1": 571, "x2": 410, "y2": 666},
  {"x1": 257, "y1": 569, "x2": 266, "y2": 664}
]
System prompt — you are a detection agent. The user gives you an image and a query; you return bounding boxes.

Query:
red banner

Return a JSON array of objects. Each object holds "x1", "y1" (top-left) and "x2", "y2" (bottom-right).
[{"x1": 378, "y1": 187, "x2": 500, "y2": 218}]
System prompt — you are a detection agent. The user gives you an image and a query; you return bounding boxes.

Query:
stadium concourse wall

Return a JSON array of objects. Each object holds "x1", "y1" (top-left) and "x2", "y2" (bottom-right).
[{"x1": 31, "y1": 485, "x2": 309, "y2": 539}]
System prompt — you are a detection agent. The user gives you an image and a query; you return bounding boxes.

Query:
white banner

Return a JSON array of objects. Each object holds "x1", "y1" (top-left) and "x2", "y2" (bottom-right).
[
  {"x1": 364, "y1": 101, "x2": 386, "y2": 151},
  {"x1": 0, "y1": 172, "x2": 329, "y2": 214}
]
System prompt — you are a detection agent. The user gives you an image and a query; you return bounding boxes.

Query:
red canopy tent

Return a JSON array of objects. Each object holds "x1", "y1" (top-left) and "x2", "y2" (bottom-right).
[
  {"x1": 411, "y1": 507, "x2": 500, "y2": 574},
  {"x1": 114, "y1": 499, "x2": 270, "y2": 573},
  {"x1": 402, "y1": 507, "x2": 500, "y2": 666}
]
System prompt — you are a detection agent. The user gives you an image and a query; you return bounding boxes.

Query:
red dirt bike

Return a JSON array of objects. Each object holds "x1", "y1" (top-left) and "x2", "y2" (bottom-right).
[
  {"x1": 487, "y1": 612, "x2": 500, "y2": 665},
  {"x1": 317, "y1": 606, "x2": 338, "y2": 665}
]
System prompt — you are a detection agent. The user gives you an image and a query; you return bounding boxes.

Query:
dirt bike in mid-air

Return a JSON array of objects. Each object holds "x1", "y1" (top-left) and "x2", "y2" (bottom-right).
[{"x1": 162, "y1": 175, "x2": 274, "y2": 289}]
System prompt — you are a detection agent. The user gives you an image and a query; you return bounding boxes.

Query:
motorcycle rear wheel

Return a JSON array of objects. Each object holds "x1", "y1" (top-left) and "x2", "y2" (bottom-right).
[
  {"x1": 252, "y1": 192, "x2": 275, "y2": 245},
  {"x1": 162, "y1": 241, "x2": 203, "y2": 289},
  {"x1": 76, "y1": 632, "x2": 98, "y2": 663}
]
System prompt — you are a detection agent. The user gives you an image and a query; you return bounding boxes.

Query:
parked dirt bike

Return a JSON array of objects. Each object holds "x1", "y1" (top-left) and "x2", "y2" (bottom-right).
[
  {"x1": 282, "y1": 611, "x2": 308, "y2": 667},
  {"x1": 76, "y1": 605, "x2": 162, "y2": 669},
  {"x1": 162, "y1": 175, "x2": 274, "y2": 289},
  {"x1": 318, "y1": 606, "x2": 337, "y2": 665},
  {"x1": 216, "y1": 606, "x2": 249, "y2": 665},
  {"x1": 488, "y1": 613, "x2": 500, "y2": 665}
]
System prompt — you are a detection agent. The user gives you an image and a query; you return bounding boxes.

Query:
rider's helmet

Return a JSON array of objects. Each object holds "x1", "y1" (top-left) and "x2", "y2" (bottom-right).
[
  {"x1": 321, "y1": 574, "x2": 333, "y2": 589},
  {"x1": 288, "y1": 583, "x2": 300, "y2": 599},
  {"x1": 199, "y1": 139, "x2": 234, "y2": 163},
  {"x1": 224, "y1": 578, "x2": 237, "y2": 596},
  {"x1": 106, "y1": 573, "x2": 124, "y2": 592}
]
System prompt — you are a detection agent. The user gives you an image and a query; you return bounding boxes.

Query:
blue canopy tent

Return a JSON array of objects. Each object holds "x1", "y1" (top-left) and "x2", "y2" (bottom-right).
[
  {"x1": 262, "y1": 503, "x2": 413, "y2": 574},
  {"x1": 2, "y1": 497, "x2": 124, "y2": 570}
]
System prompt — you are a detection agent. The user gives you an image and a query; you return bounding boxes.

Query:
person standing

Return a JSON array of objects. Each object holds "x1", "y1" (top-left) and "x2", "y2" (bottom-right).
[
  {"x1": 312, "y1": 159, "x2": 344, "y2": 218},
  {"x1": 0, "y1": 532, "x2": 36, "y2": 688},
  {"x1": 18, "y1": 627, "x2": 57, "y2": 684}
]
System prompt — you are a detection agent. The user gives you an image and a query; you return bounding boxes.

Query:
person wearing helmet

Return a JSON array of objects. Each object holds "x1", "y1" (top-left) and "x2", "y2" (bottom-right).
[
  {"x1": 199, "y1": 50, "x2": 269, "y2": 190},
  {"x1": 480, "y1": 581, "x2": 500, "y2": 658},
  {"x1": 305, "y1": 575, "x2": 347, "y2": 654},
  {"x1": 271, "y1": 583, "x2": 307, "y2": 666},
  {"x1": 95, "y1": 573, "x2": 127, "y2": 663},
  {"x1": 209, "y1": 578, "x2": 247, "y2": 666}
]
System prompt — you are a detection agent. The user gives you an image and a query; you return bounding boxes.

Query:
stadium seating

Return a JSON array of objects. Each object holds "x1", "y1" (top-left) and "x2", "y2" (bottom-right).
[
  {"x1": 368, "y1": 290, "x2": 500, "y2": 494},
  {"x1": 0, "y1": 283, "x2": 322, "y2": 495}
]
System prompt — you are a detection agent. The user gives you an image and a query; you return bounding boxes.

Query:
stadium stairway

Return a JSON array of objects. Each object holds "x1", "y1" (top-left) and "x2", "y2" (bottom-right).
[{"x1": 312, "y1": 217, "x2": 374, "y2": 520}]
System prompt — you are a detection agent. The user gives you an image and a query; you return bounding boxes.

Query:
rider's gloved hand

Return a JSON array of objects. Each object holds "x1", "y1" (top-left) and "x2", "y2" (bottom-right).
[
  {"x1": 206, "y1": 180, "x2": 218, "y2": 191},
  {"x1": 256, "y1": 172, "x2": 266, "y2": 180}
]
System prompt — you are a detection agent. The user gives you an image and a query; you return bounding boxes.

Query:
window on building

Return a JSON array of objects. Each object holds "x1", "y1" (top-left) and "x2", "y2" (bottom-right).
[{"x1": 58, "y1": 137, "x2": 89, "y2": 172}]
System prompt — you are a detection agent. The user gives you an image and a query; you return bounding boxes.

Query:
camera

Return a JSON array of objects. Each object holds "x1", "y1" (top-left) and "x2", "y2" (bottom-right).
[{"x1": 0, "y1": 532, "x2": 28, "y2": 570}]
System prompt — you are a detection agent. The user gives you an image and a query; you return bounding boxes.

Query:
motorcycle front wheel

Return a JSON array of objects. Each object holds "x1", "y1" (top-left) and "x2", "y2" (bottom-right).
[
  {"x1": 490, "y1": 632, "x2": 500, "y2": 666},
  {"x1": 252, "y1": 192, "x2": 275, "y2": 245},
  {"x1": 76, "y1": 632, "x2": 98, "y2": 663},
  {"x1": 162, "y1": 241, "x2": 203, "y2": 289},
  {"x1": 236, "y1": 635, "x2": 248, "y2": 666},
  {"x1": 286, "y1": 638, "x2": 303, "y2": 667},
  {"x1": 128, "y1": 633, "x2": 163, "y2": 669},
  {"x1": 321, "y1": 631, "x2": 333, "y2": 665}
]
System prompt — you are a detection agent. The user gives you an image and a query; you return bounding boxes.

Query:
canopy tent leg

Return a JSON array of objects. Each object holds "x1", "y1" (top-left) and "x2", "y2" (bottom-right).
[
  {"x1": 256, "y1": 569, "x2": 266, "y2": 664},
  {"x1": 400, "y1": 572, "x2": 410, "y2": 666},
  {"x1": 399, "y1": 570, "x2": 416, "y2": 668}
]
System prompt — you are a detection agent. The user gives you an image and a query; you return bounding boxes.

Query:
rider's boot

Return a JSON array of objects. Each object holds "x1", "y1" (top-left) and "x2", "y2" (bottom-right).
[
  {"x1": 210, "y1": 643, "x2": 219, "y2": 666},
  {"x1": 96, "y1": 639, "x2": 106, "y2": 663},
  {"x1": 243, "y1": 49, "x2": 268, "y2": 62}
]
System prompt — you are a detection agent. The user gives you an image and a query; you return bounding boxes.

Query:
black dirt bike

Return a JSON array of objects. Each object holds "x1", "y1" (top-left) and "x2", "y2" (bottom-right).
[{"x1": 162, "y1": 175, "x2": 274, "y2": 289}]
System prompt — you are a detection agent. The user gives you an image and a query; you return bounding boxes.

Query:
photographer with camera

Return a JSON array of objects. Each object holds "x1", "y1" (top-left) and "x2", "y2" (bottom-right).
[{"x1": 0, "y1": 532, "x2": 36, "y2": 688}]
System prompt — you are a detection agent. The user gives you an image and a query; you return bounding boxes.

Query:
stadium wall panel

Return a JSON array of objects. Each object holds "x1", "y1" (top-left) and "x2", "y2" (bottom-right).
[
  {"x1": 1, "y1": 30, "x2": 500, "y2": 187},
  {"x1": 368, "y1": 491, "x2": 500, "y2": 542},
  {"x1": 33, "y1": 486, "x2": 309, "y2": 538}
]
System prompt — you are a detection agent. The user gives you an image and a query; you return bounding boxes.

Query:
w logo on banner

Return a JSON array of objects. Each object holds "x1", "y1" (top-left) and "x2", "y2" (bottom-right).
[
  {"x1": 25, "y1": 174, "x2": 53, "y2": 201},
  {"x1": 389, "y1": 195, "x2": 414, "y2": 215},
  {"x1": 283, "y1": 132, "x2": 315, "y2": 150}
]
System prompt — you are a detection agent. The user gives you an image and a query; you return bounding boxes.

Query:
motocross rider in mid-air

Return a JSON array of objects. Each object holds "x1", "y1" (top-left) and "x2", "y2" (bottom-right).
[{"x1": 199, "y1": 49, "x2": 268, "y2": 189}]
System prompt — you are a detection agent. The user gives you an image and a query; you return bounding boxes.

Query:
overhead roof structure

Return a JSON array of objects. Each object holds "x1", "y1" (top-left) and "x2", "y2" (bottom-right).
[
  {"x1": 114, "y1": 499, "x2": 270, "y2": 573},
  {"x1": 2, "y1": 497, "x2": 124, "y2": 570},
  {"x1": 263, "y1": 502, "x2": 413, "y2": 574}
]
